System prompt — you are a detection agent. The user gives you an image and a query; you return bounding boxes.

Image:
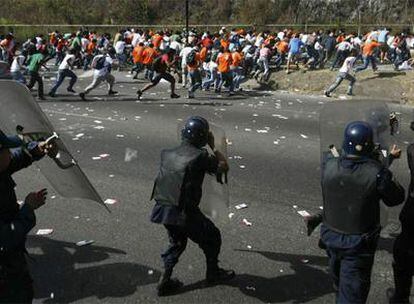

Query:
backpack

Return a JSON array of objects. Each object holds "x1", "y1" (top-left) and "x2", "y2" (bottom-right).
[
  {"x1": 186, "y1": 50, "x2": 196, "y2": 65},
  {"x1": 92, "y1": 56, "x2": 105, "y2": 70}
]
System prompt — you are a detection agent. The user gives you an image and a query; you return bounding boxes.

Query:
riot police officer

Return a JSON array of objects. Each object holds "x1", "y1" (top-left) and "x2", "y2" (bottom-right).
[
  {"x1": 150, "y1": 116, "x2": 235, "y2": 296},
  {"x1": 387, "y1": 121, "x2": 414, "y2": 304},
  {"x1": 321, "y1": 121, "x2": 405, "y2": 304},
  {"x1": 0, "y1": 130, "x2": 55, "y2": 303}
]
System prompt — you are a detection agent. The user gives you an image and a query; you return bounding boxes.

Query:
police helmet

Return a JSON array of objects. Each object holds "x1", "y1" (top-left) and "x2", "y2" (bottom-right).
[
  {"x1": 181, "y1": 116, "x2": 210, "y2": 148},
  {"x1": 342, "y1": 121, "x2": 374, "y2": 157}
]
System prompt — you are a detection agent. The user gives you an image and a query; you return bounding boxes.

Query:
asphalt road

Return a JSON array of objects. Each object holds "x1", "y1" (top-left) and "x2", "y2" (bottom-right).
[{"x1": 9, "y1": 68, "x2": 413, "y2": 303}]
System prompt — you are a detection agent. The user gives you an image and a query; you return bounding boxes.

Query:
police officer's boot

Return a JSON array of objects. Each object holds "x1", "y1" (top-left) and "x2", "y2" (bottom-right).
[
  {"x1": 205, "y1": 259, "x2": 235, "y2": 285},
  {"x1": 157, "y1": 267, "x2": 183, "y2": 297},
  {"x1": 387, "y1": 263, "x2": 411, "y2": 304}
]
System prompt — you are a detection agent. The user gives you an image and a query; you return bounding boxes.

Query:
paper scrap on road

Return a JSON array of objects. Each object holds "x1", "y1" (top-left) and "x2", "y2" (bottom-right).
[
  {"x1": 228, "y1": 212, "x2": 235, "y2": 219},
  {"x1": 239, "y1": 165, "x2": 246, "y2": 169},
  {"x1": 244, "y1": 128, "x2": 252, "y2": 132},
  {"x1": 235, "y1": 203, "x2": 248, "y2": 210},
  {"x1": 76, "y1": 240, "x2": 95, "y2": 247},
  {"x1": 92, "y1": 156, "x2": 101, "y2": 160},
  {"x1": 242, "y1": 218, "x2": 252, "y2": 226},
  {"x1": 75, "y1": 133, "x2": 84, "y2": 138},
  {"x1": 94, "y1": 120, "x2": 102, "y2": 124},
  {"x1": 116, "y1": 134, "x2": 125, "y2": 138},
  {"x1": 94, "y1": 126, "x2": 105, "y2": 130},
  {"x1": 124, "y1": 148, "x2": 138, "y2": 162},
  {"x1": 99, "y1": 154, "x2": 110, "y2": 158},
  {"x1": 36, "y1": 229, "x2": 54, "y2": 235},
  {"x1": 104, "y1": 198, "x2": 117, "y2": 205},
  {"x1": 247, "y1": 245, "x2": 252, "y2": 249},
  {"x1": 297, "y1": 210, "x2": 311, "y2": 217},
  {"x1": 148, "y1": 270, "x2": 154, "y2": 275},
  {"x1": 300, "y1": 134, "x2": 308, "y2": 139},
  {"x1": 246, "y1": 286, "x2": 256, "y2": 291},
  {"x1": 257, "y1": 129, "x2": 268, "y2": 133}
]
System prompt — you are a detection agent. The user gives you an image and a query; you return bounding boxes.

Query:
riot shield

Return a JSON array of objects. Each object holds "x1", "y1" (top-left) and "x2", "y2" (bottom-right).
[
  {"x1": 319, "y1": 101, "x2": 397, "y2": 227},
  {"x1": 177, "y1": 121, "x2": 230, "y2": 222},
  {"x1": 0, "y1": 80, "x2": 106, "y2": 209}
]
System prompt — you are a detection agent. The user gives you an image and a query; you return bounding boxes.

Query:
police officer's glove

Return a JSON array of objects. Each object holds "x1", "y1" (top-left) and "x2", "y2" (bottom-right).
[{"x1": 25, "y1": 188, "x2": 47, "y2": 210}]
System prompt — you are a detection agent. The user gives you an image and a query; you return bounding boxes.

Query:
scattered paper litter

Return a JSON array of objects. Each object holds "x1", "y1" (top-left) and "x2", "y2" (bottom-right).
[
  {"x1": 301, "y1": 259, "x2": 309, "y2": 264},
  {"x1": 99, "y1": 154, "x2": 110, "y2": 158},
  {"x1": 116, "y1": 134, "x2": 125, "y2": 138},
  {"x1": 242, "y1": 218, "x2": 252, "y2": 226},
  {"x1": 92, "y1": 156, "x2": 101, "y2": 160},
  {"x1": 228, "y1": 213, "x2": 235, "y2": 219},
  {"x1": 293, "y1": 205, "x2": 298, "y2": 209},
  {"x1": 50, "y1": 293, "x2": 54, "y2": 299},
  {"x1": 300, "y1": 134, "x2": 308, "y2": 139},
  {"x1": 75, "y1": 133, "x2": 84, "y2": 138},
  {"x1": 235, "y1": 203, "x2": 248, "y2": 210},
  {"x1": 94, "y1": 126, "x2": 105, "y2": 130},
  {"x1": 124, "y1": 148, "x2": 138, "y2": 162},
  {"x1": 273, "y1": 140, "x2": 279, "y2": 145},
  {"x1": 244, "y1": 128, "x2": 252, "y2": 132},
  {"x1": 257, "y1": 129, "x2": 268, "y2": 133},
  {"x1": 297, "y1": 210, "x2": 311, "y2": 217},
  {"x1": 246, "y1": 286, "x2": 256, "y2": 291},
  {"x1": 109, "y1": 174, "x2": 115, "y2": 178},
  {"x1": 338, "y1": 95, "x2": 347, "y2": 100},
  {"x1": 104, "y1": 198, "x2": 117, "y2": 205},
  {"x1": 319, "y1": 206, "x2": 323, "y2": 210},
  {"x1": 94, "y1": 120, "x2": 102, "y2": 124},
  {"x1": 36, "y1": 229, "x2": 53, "y2": 235},
  {"x1": 247, "y1": 245, "x2": 252, "y2": 249},
  {"x1": 59, "y1": 118, "x2": 67, "y2": 121},
  {"x1": 239, "y1": 165, "x2": 246, "y2": 169},
  {"x1": 51, "y1": 195, "x2": 56, "y2": 199},
  {"x1": 76, "y1": 240, "x2": 94, "y2": 247},
  {"x1": 74, "y1": 216, "x2": 80, "y2": 219},
  {"x1": 148, "y1": 270, "x2": 154, "y2": 275}
]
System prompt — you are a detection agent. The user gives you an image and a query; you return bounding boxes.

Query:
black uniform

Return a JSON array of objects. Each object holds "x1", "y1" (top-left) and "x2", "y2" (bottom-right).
[
  {"x1": 321, "y1": 155, "x2": 404, "y2": 303},
  {"x1": 150, "y1": 141, "x2": 221, "y2": 272},
  {"x1": 0, "y1": 143, "x2": 43, "y2": 303},
  {"x1": 390, "y1": 143, "x2": 414, "y2": 303}
]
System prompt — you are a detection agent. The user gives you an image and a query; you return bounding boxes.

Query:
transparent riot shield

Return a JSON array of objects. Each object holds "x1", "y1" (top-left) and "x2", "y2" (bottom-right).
[
  {"x1": 177, "y1": 121, "x2": 230, "y2": 222},
  {"x1": 0, "y1": 80, "x2": 106, "y2": 209},
  {"x1": 319, "y1": 101, "x2": 396, "y2": 228}
]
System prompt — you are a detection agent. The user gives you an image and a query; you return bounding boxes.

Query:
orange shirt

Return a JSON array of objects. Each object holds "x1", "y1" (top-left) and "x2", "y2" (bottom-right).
[
  {"x1": 86, "y1": 42, "x2": 96, "y2": 55},
  {"x1": 220, "y1": 39, "x2": 230, "y2": 51},
  {"x1": 362, "y1": 41, "x2": 381, "y2": 56},
  {"x1": 187, "y1": 53, "x2": 201, "y2": 72},
  {"x1": 152, "y1": 34, "x2": 163, "y2": 48},
  {"x1": 142, "y1": 47, "x2": 157, "y2": 65},
  {"x1": 231, "y1": 51, "x2": 243, "y2": 67},
  {"x1": 276, "y1": 41, "x2": 289, "y2": 54},
  {"x1": 200, "y1": 47, "x2": 208, "y2": 62},
  {"x1": 217, "y1": 52, "x2": 232, "y2": 73},
  {"x1": 132, "y1": 45, "x2": 145, "y2": 63}
]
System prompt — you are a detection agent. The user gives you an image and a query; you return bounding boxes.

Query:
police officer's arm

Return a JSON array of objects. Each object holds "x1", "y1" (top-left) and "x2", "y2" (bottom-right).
[
  {"x1": 377, "y1": 168, "x2": 405, "y2": 207},
  {"x1": 0, "y1": 204, "x2": 36, "y2": 251},
  {"x1": 6, "y1": 142, "x2": 47, "y2": 175}
]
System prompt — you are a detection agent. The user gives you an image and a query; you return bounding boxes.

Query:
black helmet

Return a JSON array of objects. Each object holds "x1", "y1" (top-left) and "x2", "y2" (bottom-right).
[
  {"x1": 342, "y1": 121, "x2": 374, "y2": 157},
  {"x1": 181, "y1": 116, "x2": 209, "y2": 148}
]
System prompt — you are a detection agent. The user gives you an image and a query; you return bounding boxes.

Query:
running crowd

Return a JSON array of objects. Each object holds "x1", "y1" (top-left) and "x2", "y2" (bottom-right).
[{"x1": 0, "y1": 26, "x2": 413, "y2": 100}]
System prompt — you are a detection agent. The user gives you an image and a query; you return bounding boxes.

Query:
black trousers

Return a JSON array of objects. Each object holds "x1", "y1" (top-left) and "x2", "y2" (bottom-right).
[
  {"x1": 162, "y1": 209, "x2": 221, "y2": 270},
  {"x1": 392, "y1": 234, "x2": 414, "y2": 303},
  {"x1": 0, "y1": 252, "x2": 33, "y2": 303},
  {"x1": 27, "y1": 71, "x2": 44, "y2": 98}
]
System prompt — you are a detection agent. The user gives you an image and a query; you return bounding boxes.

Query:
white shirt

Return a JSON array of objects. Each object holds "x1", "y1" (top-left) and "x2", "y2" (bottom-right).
[
  {"x1": 277, "y1": 31, "x2": 285, "y2": 40},
  {"x1": 131, "y1": 33, "x2": 141, "y2": 47},
  {"x1": 180, "y1": 47, "x2": 193, "y2": 66},
  {"x1": 10, "y1": 55, "x2": 25, "y2": 72},
  {"x1": 81, "y1": 38, "x2": 89, "y2": 51},
  {"x1": 337, "y1": 41, "x2": 352, "y2": 51},
  {"x1": 339, "y1": 56, "x2": 356, "y2": 74},
  {"x1": 92, "y1": 54, "x2": 113, "y2": 77},
  {"x1": 254, "y1": 36, "x2": 264, "y2": 48},
  {"x1": 115, "y1": 41, "x2": 126, "y2": 55},
  {"x1": 170, "y1": 41, "x2": 182, "y2": 53},
  {"x1": 59, "y1": 54, "x2": 75, "y2": 70}
]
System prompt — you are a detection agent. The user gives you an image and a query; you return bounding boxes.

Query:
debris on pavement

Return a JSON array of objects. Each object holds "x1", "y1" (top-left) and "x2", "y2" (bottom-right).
[
  {"x1": 242, "y1": 218, "x2": 252, "y2": 226},
  {"x1": 235, "y1": 203, "x2": 248, "y2": 210},
  {"x1": 297, "y1": 210, "x2": 311, "y2": 217},
  {"x1": 124, "y1": 148, "x2": 138, "y2": 162},
  {"x1": 36, "y1": 229, "x2": 54, "y2": 235},
  {"x1": 76, "y1": 240, "x2": 95, "y2": 247},
  {"x1": 104, "y1": 198, "x2": 117, "y2": 205}
]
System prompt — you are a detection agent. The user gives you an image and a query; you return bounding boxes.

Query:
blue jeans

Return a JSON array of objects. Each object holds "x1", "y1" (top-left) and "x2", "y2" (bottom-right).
[
  {"x1": 355, "y1": 55, "x2": 377, "y2": 72},
  {"x1": 232, "y1": 66, "x2": 244, "y2": 89},
  {"x1": 11, "y1": 71, "x2": 26, "y2": 85},
  {"x1": 217, "y1": 71, "x2": 234, "y2": 92},
  {"x1": 188, "y1": 69, "x2": 202, "y2": 93},
  {"x1": 50, "y1": 69, "x2": 77, "y2": 94},
  {"x1": 321, "y1": 224, "x2": 379, "y2": 304},
  {"x1": 326, "y1": 72, "x2": 356, "y2": 95},
  {"x1": 203, "y1": 69, "x2": 218, "y2": 89}
]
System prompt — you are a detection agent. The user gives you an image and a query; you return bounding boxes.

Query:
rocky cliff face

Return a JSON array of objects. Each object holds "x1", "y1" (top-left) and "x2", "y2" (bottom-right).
[{"x1": 296, "y1": 0, "x2": 411, "y2": 23}]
